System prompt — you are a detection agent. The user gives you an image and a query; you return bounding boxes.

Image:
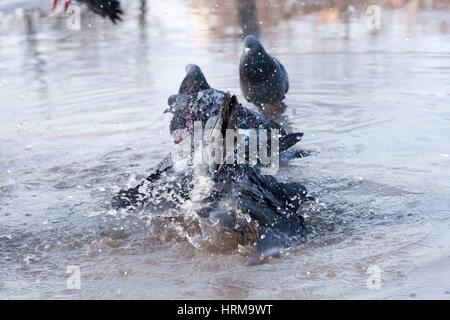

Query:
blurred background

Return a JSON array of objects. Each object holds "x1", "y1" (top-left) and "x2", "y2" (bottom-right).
[{"x1": 0, "y1": 0, "x2": 449, "y2": 299}]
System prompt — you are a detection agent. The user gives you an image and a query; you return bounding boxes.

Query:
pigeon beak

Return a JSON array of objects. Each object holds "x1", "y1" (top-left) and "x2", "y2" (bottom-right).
[{"x1": 245, "y1": 47, "x2": 251, "y2": 54}]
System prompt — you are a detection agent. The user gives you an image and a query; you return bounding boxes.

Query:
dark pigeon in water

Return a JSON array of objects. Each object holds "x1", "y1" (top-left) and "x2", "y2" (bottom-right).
[
  {"x1": 167, "y1": 88, "x2": 302, "y2": 152},
  {"x1": 166, "y1": 64, "x2": 302, "y2": 151},
  {"x1": 113, "y1": 94, "x2": 310, "y2": 260},
  {"x1": 52, "y1": 0, "x2": 123, "y2": 24},
  {"x1": 239, "y1": 35, "x2": 289, "y2": 114},
  {"x1": 201, "y1": 95, "x2": 308, "y2": 258}
]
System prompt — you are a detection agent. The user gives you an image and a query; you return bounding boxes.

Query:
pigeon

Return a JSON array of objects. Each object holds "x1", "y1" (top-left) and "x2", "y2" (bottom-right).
[
  {"x1": 113, "y1": 94, "x2": 310, "y2": 260},
  {"x1": 201, "y1": 94, "x2": 308, "y2": 257},
  {"x1": 239, "y1": 35, "x2": 289, "y2": 114},
  {"x1": 52, "y1": 0, "x2": 123, "y2": 24},
  {"x1": 166, "y1": 64, "x2": 302, "y2": 151}
]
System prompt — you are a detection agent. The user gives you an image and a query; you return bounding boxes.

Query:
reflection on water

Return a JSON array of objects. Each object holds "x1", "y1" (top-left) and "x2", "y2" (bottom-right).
[
  {"x1": 0, "y1": 0, "x2": 450, "y2": 299},
  {"x1": 236, "y1": 0, "x2": 259, "y2": 38},
  {"x1": 23, "y1": 11, "x2": 48, "y2": 100}
]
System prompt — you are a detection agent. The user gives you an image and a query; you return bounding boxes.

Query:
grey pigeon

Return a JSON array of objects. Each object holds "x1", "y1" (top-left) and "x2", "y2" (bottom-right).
[{"x1": 239, "y1": 35, "x2": 289, "y2": 114}]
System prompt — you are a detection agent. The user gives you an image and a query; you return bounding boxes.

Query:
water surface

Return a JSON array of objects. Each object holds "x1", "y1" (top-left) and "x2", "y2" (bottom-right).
[{"x1": 1, "y1": 0, "x2": 450, "y2": 299}]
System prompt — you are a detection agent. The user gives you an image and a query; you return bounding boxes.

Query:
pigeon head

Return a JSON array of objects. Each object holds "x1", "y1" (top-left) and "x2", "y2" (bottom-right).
[
  {"x1": 240, "y1": 35, "x2": 272, "y2": 84},
  {"x1": 242, "y1": 35, "x2": 267, "y2": 59},
  {"x1": 166, "y1": 94, "x2": 190, "y2": 113},
  {"x1": 178, "y1": 64, "x2": 210, "y2": 95}
]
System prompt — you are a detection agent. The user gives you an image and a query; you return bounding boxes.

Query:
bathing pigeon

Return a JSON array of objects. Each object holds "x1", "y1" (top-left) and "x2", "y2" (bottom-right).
[
  {"x1": 167, "y1": 89, "x2": 302, "y2": 152},
  {"x1": 113, "y1": 94, "x2": 310, "y2": 260},
  {"x1": 166, "y1": 64, "x2": 302, "y2": 151},
  {"x1": 202, "y1": 95, "x2": 308, "y2": 258},
  {"x1": 239, "y1": 35, "x2": 289, "y2": 114},
  {"x1": 52, "y1": 0, "x2": 123, "y2": 24}
]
